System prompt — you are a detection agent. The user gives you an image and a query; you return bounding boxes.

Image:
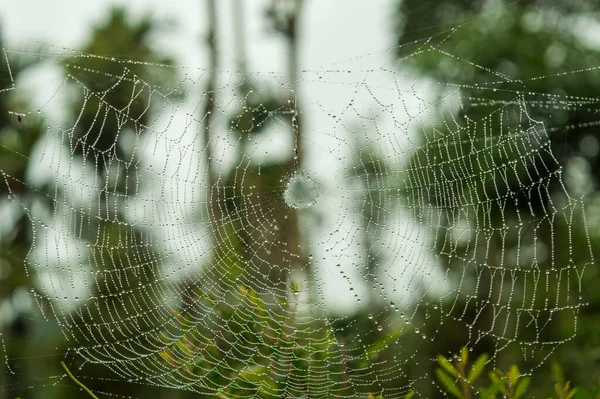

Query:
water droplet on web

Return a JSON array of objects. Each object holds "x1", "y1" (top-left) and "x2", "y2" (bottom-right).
[{"x1": 283, "y1": 171, "x2": 321, "y2": 209}]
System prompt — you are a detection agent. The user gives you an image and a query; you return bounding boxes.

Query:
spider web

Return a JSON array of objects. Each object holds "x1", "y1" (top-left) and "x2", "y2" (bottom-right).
[{"x1": 0, "y1": 25, "x2": 595, "y2": 398}]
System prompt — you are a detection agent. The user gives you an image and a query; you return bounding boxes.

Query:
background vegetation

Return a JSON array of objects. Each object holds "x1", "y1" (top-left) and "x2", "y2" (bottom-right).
[{"x1": 0, "y1": 0, "x2": 599, "y2": 397}]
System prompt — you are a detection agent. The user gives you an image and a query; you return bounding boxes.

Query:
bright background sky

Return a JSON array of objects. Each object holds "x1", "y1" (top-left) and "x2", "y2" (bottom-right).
[{"x1": 1, "y1": 0, "x2": 444, "y2": 314}]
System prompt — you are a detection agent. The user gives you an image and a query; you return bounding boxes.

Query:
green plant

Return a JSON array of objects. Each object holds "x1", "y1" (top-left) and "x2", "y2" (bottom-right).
[
  {"x1": 158, "y1": 284, "x2": 351, "y2": 398},
  {"x1": 550, "y1": 361, "x2": 600, "y2": 399},
  {"x1": 436, "y1": 348, "x2": 529, "y2": 399},
  {"x1": 554, "y1": 381, "x2": 577, "y2": 399},
  {"x1": 60, "y1": 361, "x2": 100, "y2": 399},
  {"x1": 434, "y1": 348, "x2": 600, "y2": 399}
]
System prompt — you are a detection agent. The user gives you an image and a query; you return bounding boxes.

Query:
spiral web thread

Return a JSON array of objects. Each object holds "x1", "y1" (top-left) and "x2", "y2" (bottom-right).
[{"x1": 0, "y1": 30, "x2": 595, "y2": 398}]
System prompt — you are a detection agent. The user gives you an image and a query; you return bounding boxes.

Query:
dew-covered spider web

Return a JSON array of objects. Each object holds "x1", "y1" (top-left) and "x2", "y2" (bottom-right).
[{"x1": 0, "y1": 22, "x2": 596, "y2": 399}]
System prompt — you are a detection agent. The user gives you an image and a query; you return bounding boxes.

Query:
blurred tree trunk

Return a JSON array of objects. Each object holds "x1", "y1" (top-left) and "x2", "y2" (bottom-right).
[
  {"x1": 201, "y1": 0, "x2": 220, "y2": 241},
  {"x1": 220, "y1": 0, "x2": 309, "y2": 296},
  {"x1": 271, "y1": 0, "x2": 310, "y2": 291}
]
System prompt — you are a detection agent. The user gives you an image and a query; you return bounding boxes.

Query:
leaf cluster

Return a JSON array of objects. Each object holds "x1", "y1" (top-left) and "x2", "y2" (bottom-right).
[
  {"x1": 435, "y1": 348, "x2": 600, "y2": 399},
  {"x1": 436, "y1": 347, "x2": 529, "y2": 399}
]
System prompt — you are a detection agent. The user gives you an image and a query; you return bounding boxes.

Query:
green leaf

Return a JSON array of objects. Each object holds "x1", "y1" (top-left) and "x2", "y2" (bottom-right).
[
  {"x1": 507, "y1": 364, "x2": 520, "y2": 386},
  {"x1": 436, "y1": 369, "x2": 464, "y2": 399},
  {"x1": 403, "y1": 390, "x2": 416, "y2": 399},
  {"x1": 551, "y1": 361, "x2": 566, "y2": 385},
  {"x1": 459, "y1": 347, "x2": 469, "y2": 368},
  {"x1": 364, "y1": 324, "x2": 405, "y2": 360},
  {"x1": 437, "y1": 355, "x2": 459, "y2": 377},
  {"x1": 290, "y1": 281, "x2": 300, "y2": 293},
  {"x1": 237, "y1": 364, "x2": 268, "y2": 383},
  {"x1": 175, "y1": 339, "x2": 193, "y2": 357},
  {"x1": 467, "y1": 353, "x2": 489, "y2": 382},
  {"x1": 556, "y1": 382, "x2": 564, "y2": 397},
  {"x1": 489, "y1": 371, "x2": 502, "y2": 386},
  {"x1": 479, "y1": 384, "x2": 502, "y2": 399},
  {"x1": 514, "y1": 377, "x2": 530, "y2": 399},
  {"x1": 490, "y1": 370, "x2": 508, "y2": 394}
]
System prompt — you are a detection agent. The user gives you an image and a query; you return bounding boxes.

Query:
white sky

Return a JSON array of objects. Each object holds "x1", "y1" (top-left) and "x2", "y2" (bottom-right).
[{"x1": 1, "y1": 0, "x2": 444, "y2": 315}]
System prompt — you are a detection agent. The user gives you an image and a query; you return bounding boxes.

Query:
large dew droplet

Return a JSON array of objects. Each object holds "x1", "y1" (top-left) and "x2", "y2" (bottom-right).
[{"x1": 283, "y1": 171, "x2": 321, "y2": 209}]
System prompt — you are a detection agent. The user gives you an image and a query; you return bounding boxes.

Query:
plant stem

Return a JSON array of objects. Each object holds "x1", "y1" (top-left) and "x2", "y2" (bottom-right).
[
  {"x1": 457, "y1": 362, "x2": 470, "y2": 399},
  {"x1": 60, "y1": 361, "x2": 99, "y2": 399}
]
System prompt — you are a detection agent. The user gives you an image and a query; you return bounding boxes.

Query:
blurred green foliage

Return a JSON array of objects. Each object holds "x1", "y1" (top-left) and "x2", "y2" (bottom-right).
[
  {"x1": 1, "y1": 0, "x2": 600, "y2": 398},
  {"x1": 157, "y1": 284, "x2": 351, "y2": 398},
  {"x1": 63, "y1": 7, "x2": 180, "y2": 173},
  {"x1": 0, "y1": 24, "x2": 49, "y2": 398},
  {"x1": 432, "y1": 348, "x2": 600, "y2": 399},
  {"x1": 436, "y1": 348, "x2": 529, "y2": 399},
  {"x1": 393, "y1": 0, "x2": 600, "y2": 395}
]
